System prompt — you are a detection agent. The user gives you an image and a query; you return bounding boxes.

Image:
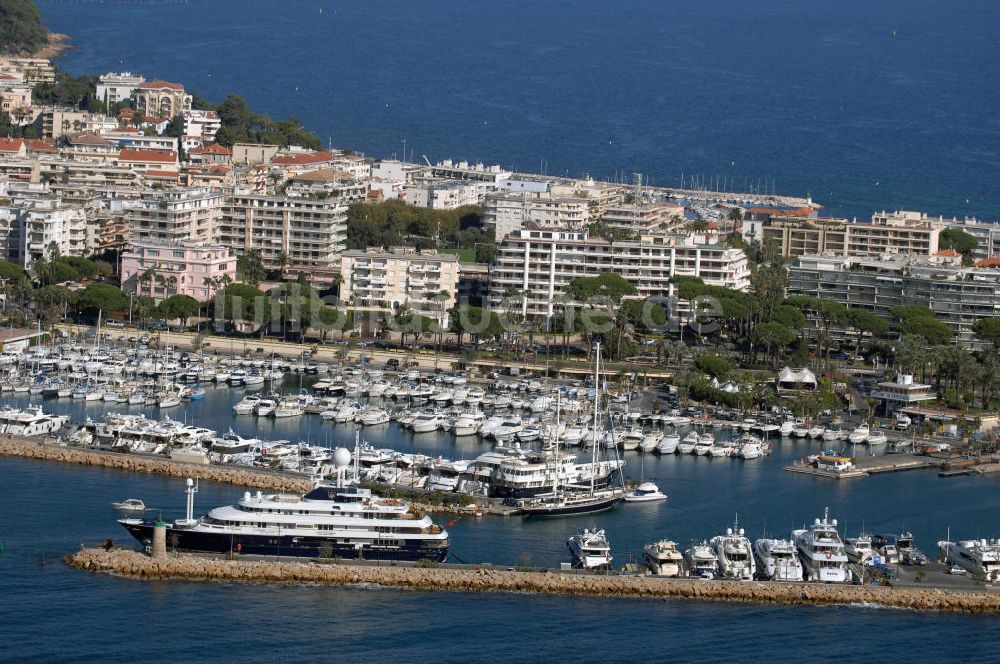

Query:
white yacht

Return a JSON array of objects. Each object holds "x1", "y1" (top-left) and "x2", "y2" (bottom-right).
[
  {"x1": 938, "y1": 539, "x2": 1000, "y2": 581},
  {"x1": 694, "y1": 434, "x2": 714, "y2": 456},
  {"x1": 844, "y1": 534, "x2": 875, "y2": 564},
  {"x1": 848, "y1": 424, "x2": 870, "y2": 444},
  {"x1": 120, "y1": 463, "x2": 450, "y2": 561},
  {"x1": 677, "y1": 432, "x2": 698, "y2": 454},
  {"x1": 866, "y1": 430, "x2": 888, "y2": 446},
  {"x1": 254, "y1": 399, "x2": 277, "y2": 417},
  {"x1": 657, "y1": 433, "x2": 680, "y2": 454},
  {"x1": 684, "y1": 541, "x2": 719, "y2": 579},
  {"x1": 639, "y1": 430, "x2": 662, "y2": 453},
  {"x1": 567, "y1": 528, "x2": 612, "y2": 570},
  {"x1": 808, "y1": 426, "x2": 825, "y2": 439},
  {"x1": 360, "y1": 408, "x2": 391, "y2": 426},
  {"x1": 792, "y1": 508, "x2": 850, "y2": 583},
  {"x1": 710, "y1": 519, "x2": 756, "y2": 580},
  {"x1": 754, "y1": 539, "x2": 804, "y2": 581},
  {"x1": 452, "y1": 411, "x2": 484, "y2": 436},
  {"x1": 411, "y1": 413, "x2": 443, "y2": 433},
  {"x1": 491, "y1": 417, "x2": 524, "y2": 440},
  {"x1": 623, "y1": 481, "x2": 667, "y2": 503},
  {"x1": 643, "y1": 539, "x2": 683, "y2": 577},
  {"x1": 736, "y1": 435, "x2": 765, "y2": 460}
]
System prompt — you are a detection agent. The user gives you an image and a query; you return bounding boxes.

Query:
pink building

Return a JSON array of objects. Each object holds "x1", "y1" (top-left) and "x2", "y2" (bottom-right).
[{"x1": 121, "y1": 239, "x2": 236, "y2": 302}]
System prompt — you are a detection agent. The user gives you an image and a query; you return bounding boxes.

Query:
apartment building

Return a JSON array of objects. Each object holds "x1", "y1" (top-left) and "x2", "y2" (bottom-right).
[
  {"x1": 601, "y1": 202, "x2": 685, "y2": 234},
  {"x1": 788, "y1": 253, "x2": 1000, "y2": 344},
  {"x1": 219, "y1": 193, "x2": 347, "y2": 279},
  {"x1": 96, "y1": 72, "x2": 145, "y2": 107},
  {"x1": 946, "y1": 217, "x2": 1000, "y2": 261},
  {"x1": 14, "y1": 197, "x2": 88, "y2": 266},
  {"x1": 340, "y1": 248, "x2": 459, "y2": 324},
  {"x1": 488, "y1": 227, "x2": 750, "y2": 320},
  {"x1": 126, "y1": 187, "x2": 224, "y2": 244},
  {"x1": 404, "y1": 179, "x2": 480, "y2": 209},
  {"x1": 745, "y1": 213, "x2": 940, "y2": 259},
  {"x1": 121, "y1": 239, "x2": 236, "y2": 302},
  {"x1": 181, "y1": 110, "x2": 221, "y2": 147},
  {"x1": 133, "y1": 80, "x2": 192, "y2": 118},
  {"x1": 483, "y1": 192, "x2": 592, "y2": 240}
]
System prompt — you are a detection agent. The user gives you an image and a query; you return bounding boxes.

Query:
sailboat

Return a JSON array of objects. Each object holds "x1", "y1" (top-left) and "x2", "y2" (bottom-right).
[{"x1": 519, "y1": 343, "x2": 624, "y2": 517}]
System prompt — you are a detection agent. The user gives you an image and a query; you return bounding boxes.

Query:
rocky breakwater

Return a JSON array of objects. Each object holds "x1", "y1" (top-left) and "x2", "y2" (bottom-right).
[
  {"x1": 66, "y1": 548, "x2": 1000, "y2": 614},
  {"x1": 0, "y1": 435, "x2": 312, "y2": 493}
]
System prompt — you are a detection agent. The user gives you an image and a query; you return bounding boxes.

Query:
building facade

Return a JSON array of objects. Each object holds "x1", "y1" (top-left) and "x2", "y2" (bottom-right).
[
  {"x1": 488, "y1": 227, "x2": 751, "y2": 320},
  {"x1": 745, "y1": 214, "x2": 941, "y2": 259},
  {"x1": 483, "y1": 193, "x2": 593, "y2": 240},
  {"x1": 219, "y1": 194, "x2": 347, "y2": 279},
  {"x1": 340, "y1": 248, "x2": 459, "y2": 324},
  {"x1": 133, "y1": 80, "x2": 192, "y2": 118},
  {"x1": 121, "y1": 239, "x2": 236, "y2": 302},
  {"x1": 788, "y1": 253, "x2": 1000, "y2": 344},
  {"x1": 126, "y1": 187, "x2": 224, "y2": 244},
  {"x1": 96, "y1": 72, "x2": 145, "y2": 107}
]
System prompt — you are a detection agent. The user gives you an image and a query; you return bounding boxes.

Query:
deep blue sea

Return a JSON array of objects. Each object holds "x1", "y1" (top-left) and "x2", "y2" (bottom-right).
[
  {"x1": 3, "y1": 385, "x2": 1000, "y2": 661},
  {"x1": 39, "y1": 0, "x2": 1000, "y2": 219}
]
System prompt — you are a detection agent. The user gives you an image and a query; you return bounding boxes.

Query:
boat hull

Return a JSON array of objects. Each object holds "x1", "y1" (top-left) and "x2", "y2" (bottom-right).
[
  {"x1": 519, "y1": 495, "x2": 620, "y2": 517},
  {"x1": 120, "y1": 520, "x2": 449, "y2": 562}
]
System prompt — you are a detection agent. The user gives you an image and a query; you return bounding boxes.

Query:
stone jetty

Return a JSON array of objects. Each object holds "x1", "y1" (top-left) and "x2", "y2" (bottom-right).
[
  {"x1": 66, "y1": 548, "x2": 1000, "y2": 614},
  {"x1": 0, "y1": 435, "x2": 313, "y2": 493}
]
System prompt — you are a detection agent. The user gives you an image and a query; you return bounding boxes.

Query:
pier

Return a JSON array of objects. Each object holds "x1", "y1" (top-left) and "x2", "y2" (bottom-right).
[{"x1": 65, "y1": 547, "x2": 1000, "y2": 614}]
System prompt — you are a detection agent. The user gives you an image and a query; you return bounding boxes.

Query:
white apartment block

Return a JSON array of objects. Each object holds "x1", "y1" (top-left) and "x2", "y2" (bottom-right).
[
  {"x1": 404, "y1": 179, "x2": 480, "y2": 209},
  {"x1": 181, "y1": 110, "x2": 221, "y2": 145},
  {"x1": 340, "y1": 248, "x2": 459, "y2": 324},
  {"x1": 219, "y1": 194, "x2": 347, "y2": 276},
  {"x1": 15, "y1": 198, "x2": 88, "y2": 266},
  {"x1": 945, "y1": 217, "x2": 1000, "y2": 261},
  {"x1": 127, "y1": 187, "x2": 224, "y2": 244},
  {"x1": 483, "y1": 192, "x2": 593, "y2": 240},
  {"x1": 96, "y1": 72, "x2": 145, "y2": 107},
  {"x1": 489, "y1": 227, "x2": 751, "y2": 320}
]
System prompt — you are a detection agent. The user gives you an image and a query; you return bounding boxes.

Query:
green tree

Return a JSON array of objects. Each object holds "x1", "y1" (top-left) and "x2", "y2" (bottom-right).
[
  {"x1": 939, "y1": 228, "x2": 979, "y2": 264},
  {"x1": 80, "y1": 283, "x2": 127, "y2": 315},
  {"x1": 751, "y1": 321, "x2": 797, "y2": 369},
  {"x1": 237, "y1": 249, "x2": 266, "y2": 286},
  {"x1": 971, "y1": 317, "x2": 1000, "y2": 348},
  {"x1": 846, "y1": 308, "x2": 889, "y2": 355},
  {"x1": 900, "y1": 316, "x2": 953, "y2": 345},
  {"x1": 0, "y1": 0, "x2": 48, "y2": 55},
  {"x1": 158, "y1": 294, "x2": 200, "y2": 327},
  {"x1": 694, "y1": 354, "x2": 734, "y2": 380},
  {"x1": 566, "y1": 272, "x2": 636, "y2": 302}
]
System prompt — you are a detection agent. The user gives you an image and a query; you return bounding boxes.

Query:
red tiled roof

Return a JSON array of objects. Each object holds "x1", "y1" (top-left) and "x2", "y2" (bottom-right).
[
  {"x1": 140, "y1": 115, "x2": 169, "y2": 124},
  {"x1": 367, "y1": 189, "x2": 383, "y2": 199},
  {"x1": 271, "y1": 150, "x2": 334, "y2": 165},
  {"x1": 190, "y1": 143, "x2": 230, "y2": 155},
  {"x1": 0, "y1": 138, "x2": 24, "y2": 152},
  {"x1": 119, "y1": 149, "x2": 178, "y2": 163},
  {"x1": 748, "y1": 206, "x2": 815, "y2": 217},
  {"x1": 138, "y1": 79, "x2": 184, "y2": 91},
  {"x1": 144, "y1": 170, "x2": 179, "y2": 178},
  {"x1": 24, "y1": 139, "x2": 56, "y2": 152},
  {"x1": 936, "y1": 249, "x2": 961, "y2": 257},
  {"x1": 976, "y1": 257, "x2": 1000, "y2": 268}
]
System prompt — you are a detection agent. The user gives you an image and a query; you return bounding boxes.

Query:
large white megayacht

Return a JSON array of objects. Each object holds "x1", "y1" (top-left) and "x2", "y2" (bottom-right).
[
  {"x1": 120, "y1": 446, "x2": 450, "y2": 561},
  {"x1": 792, "y1": 507, "x2": 851, "y2": 583}
]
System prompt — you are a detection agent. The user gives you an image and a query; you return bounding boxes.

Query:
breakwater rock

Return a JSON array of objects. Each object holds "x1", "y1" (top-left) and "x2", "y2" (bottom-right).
[
  {"x1": 66, "y1": 548, "x2": 1000, "y2": 614},
  {"x1": 0, "y1": 436, "x2": 313, "y2": 493}
]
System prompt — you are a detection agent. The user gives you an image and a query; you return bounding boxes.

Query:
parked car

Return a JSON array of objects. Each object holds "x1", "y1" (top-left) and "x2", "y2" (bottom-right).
[{"x1": 105, "y1": 319, "x2": 125, "y2": 328}]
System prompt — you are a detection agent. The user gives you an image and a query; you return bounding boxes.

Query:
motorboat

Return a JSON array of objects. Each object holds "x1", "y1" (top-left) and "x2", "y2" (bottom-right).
[
  {"x1": 874, "y1": 532, "x2": 927, "y2": 566},
  {"x1": 112, "y1": 498, "x2": 146, "y2": 512},
  {"x1": 792, "y1": 507, "x2": 850, "y2": 583},
  {"x1": 866, "y1": 430, "x2": 888, "y2": 446},
  {"x1": 657, "y1": 433, "x2": 680, "y2": 454},
  {"x1": 677, "y1": 432, "x2": 698, "y2": 454},
  {"x1": 808, "y1": 426, "x2": 825, "y2": 439},
  {"x1": 639, "y1": 431, "x2": 662, "y2": 453},
  {"x1": 684, "y1": 541, "x2": 719, "y2": 579},
  {"x1": 453, "y1": 411, "x2": 484, "y2": 436},
  {"x1": 844, "y1": 534, "x2": 875, "y2": 564},
  {"x1": 694, "y1": 434, "x2": 714, "y2": 456},
  {"x1": 254, "y1": 399, "x2": 277, "y2": 418},
  {"x1": 623, "y1": 481, "x2": 667, "y2": 503},
  {"x1": 736, "y1": 435, "x2": 765, "y2": 460},
  {"x1": 753, "y1": 539, "x2": 804, "y2": 581},
  {"x1": 643, "y1": 539, "x2": 683, "y2": 576},
  {"x1": 710, "y1": 518, "x2": 756, "y2": 580},
  {"x1": 411, "y1": 413, "x2": 443, "y2": 434},
  {"x1": 567, "y1": 528, "x2": 612, "y2": 570},
  {"x1": 937, "y1": 538, "x2": 1000, "y2": 581},
  {"x1": 848, "y1": 424, "x2": 870, "y2": 445}
]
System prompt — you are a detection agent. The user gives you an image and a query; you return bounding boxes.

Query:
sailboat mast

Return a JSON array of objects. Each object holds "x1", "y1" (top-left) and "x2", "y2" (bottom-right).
[
  {"x1": 553, "y1": 390, "x2": 561, "y2": 494},
  {"x1": 591, "y1": 343, "x2": 601, "y2": 494}
]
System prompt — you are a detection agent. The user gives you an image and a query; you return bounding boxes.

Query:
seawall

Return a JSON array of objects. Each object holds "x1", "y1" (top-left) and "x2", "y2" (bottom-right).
[{"x1": 66, "y1": 548, "x2": 1000, "y2": 614}]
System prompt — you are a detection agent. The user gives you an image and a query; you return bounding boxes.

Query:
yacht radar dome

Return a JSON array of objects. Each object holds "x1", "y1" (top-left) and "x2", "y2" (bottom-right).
[{"x1": 334, "y1": 447, "x2": 352, "y2": 468}]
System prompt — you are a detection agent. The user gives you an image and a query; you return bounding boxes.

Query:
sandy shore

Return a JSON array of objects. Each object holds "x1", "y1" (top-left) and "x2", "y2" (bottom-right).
[{"x1": 66, "y1": 548, "x2": 1000, "y2": 614}]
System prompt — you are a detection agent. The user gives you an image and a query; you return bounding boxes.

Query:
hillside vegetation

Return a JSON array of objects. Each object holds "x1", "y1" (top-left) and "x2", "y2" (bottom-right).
[{"x1": 0, "y1": 0, "x2": 48, "y2": 55}]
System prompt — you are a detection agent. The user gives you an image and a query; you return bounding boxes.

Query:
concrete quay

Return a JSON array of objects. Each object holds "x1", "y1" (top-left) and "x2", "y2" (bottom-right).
[{"x1": 65, "y1": 548, "x2": 1000, "y2": 614}]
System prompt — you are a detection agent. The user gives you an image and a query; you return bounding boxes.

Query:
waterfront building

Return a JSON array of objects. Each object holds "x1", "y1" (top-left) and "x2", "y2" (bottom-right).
[
  {"x1": 483, "y1": 192, "x2": 592, "y2": 240},
  {"x1": 744, "y1": 212, "x2": 940, "y2": 259},
  {"x1": 945, "y1": 217, "x2": 1000, "y2": 261},
  {"x1": 870, "y1": 373, "x2": 936, "y2": 416},
  {"x1": 788, "y1": 253, "x2": 1000, "y2": 344},
  {"x1": 13, "y1": 197, "x2": 88, "y2": 266},
  {"x1": 181, "y1": 110, "x2": 221, "y2": 146},
  {"x1": 601, "y1": 202, "x2": 685, "y2": 234},
  {"x1": 126, "y1": 187, "x2": 224, "y2": 245},
  {"x1": 219, "y1": 193, "x2": 347, "y2": 281},
  {"x1": 270, "y1": 149, "x2": 335, "y2": 175},
  {"x1": 339, "y1": 248, "x2": 459, "y2": 324},
  {"x1": 488, "y1": 227, "x2": 750, "y2": 320},
  {"x1": 120, "y1": 239, "x2": 236, "y2": 302},
  {"x1": 96, "y1": 72, "x2": 145, "y2": 107},
  {"x1": 404, "y1": 179, "x2": 481, "y2": 209},
  {"x1": 133, "y1": 80, "x2": 192, "y2": 118}
]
